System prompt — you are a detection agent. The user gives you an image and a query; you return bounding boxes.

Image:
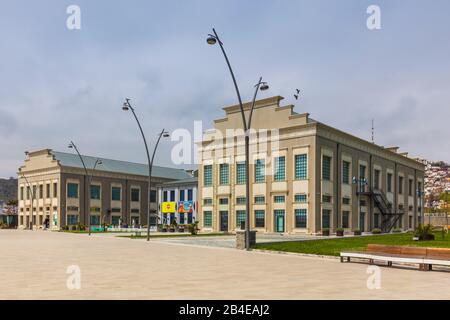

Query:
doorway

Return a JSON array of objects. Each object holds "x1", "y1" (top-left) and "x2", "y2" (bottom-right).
[
  {"x1": 274, "y1": 210, "x2": 285, "y2": 233},
  {"x1": 220, "y1": 211, "x2": 228, "y2": 232}
]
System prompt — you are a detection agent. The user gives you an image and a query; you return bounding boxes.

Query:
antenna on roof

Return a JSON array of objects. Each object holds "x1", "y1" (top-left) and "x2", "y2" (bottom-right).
[{"x1": 371, "y1": 119, "x2": 375, "y2": 143}]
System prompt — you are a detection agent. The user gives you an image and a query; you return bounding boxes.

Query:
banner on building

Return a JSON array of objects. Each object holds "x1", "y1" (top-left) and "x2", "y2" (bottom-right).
[
  {"x1": 161, "y1": 202, "x2": 176, "y2": 213},
  {"x1": 178, "y1": 201, "x2": 194, "y2": 213}
]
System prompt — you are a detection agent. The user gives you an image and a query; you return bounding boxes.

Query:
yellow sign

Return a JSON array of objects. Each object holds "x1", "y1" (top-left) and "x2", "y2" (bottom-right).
[{"x1": 162, "y1": 202, "x2": 176, "y2": 213}]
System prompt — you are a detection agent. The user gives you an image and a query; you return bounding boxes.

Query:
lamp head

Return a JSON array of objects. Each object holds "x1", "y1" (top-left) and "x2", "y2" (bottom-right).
[
  {"x1": 206, "y1": 35, "x2": 217, "y2": 45},
  {"x1": 122, "y1": 102, "x2": 129, "y2": 111},
  {"x1": 260, "y1": 82, "x2": 269, "y2": 91},
  {"x1": 68, "y1": 144, "x2": 73, "y2": 149},
  {"x1": 163, "y1": 131, "x2": 170, "y2": 138},
  {"x1": 97, "y1": 159, "x2": 103, "y2": 165}
]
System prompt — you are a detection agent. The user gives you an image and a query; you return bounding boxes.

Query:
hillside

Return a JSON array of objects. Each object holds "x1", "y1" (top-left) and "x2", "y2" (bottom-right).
[{"x1": 0, "y1": 178, "x2": 17, "y2": 202}]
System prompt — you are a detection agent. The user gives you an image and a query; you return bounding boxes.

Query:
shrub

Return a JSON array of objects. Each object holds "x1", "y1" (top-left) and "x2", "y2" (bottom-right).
[
  {"x1": 414, "y1": 224, "x2": 435, "y2": 241},
  {"x1": 372, "y1": 228, "x2": 382, "y2": 234},
  {"x1": 188, "y1": 221, "x2": 199, "y2": 235},
  {"x1": 353, "y1": 229, "x2": 361, "y2": 235},
  {"x1": 322, "y1": 228, "x2": 330, "y2": 236}
]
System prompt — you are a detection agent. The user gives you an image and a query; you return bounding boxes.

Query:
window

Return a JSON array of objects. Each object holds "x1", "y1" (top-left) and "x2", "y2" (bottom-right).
[
  {"x1": 254, "y1": 159, "x2": 265, "y2": 183},
  {"x1": 342, "y1": 197, "x2": 351, "y2": 205},
  {"x1": 398, "y1": 176, "x2": 404, "y2": 194},
  {"x1": 295, "y1": 209, "x2": 307, "y2": 228},
  {"x1": 219, "y1": 163, "x2": 229, "y2": 185},
  {"x1": 408, "y1": 179, "x2": 413, "y2": 196},
  {"x1": 219, "y1": 198, "x2": 228, "y2": 205},
  {"x1": 163, "y1": 191, "x2": 168, "y2": 202},
  {"x1": 295, "y1": 154, "x2": 307, "y2": 180},
  {"x1": 26, "y1": 187, "x2": 30, "y2": 200},
  {"x1": 179, "y1": 213, "x2": 185, "y2": 224},
  {"x1": 39, "y1": 185, "x2": 43, "y2": 199},
  {"x1": 254, "y1": 196, "x2": 265, "y2": 204},
  {"x1": 236, "y1": 162, "x2": 246, "y2": 184},
  {"x1": 374, "y1": 213, "x2": 380, "y2": 229},
  {"x1": 342, "y1": 161, "x2": 350, "y2": 184},
  {"x1": 131, "y1": 188, "x2": 140, "y2": 202},
  {"x1": 46, "y1": 184, "x2": 50, "y2": 198},
  {"x1": 236, "y1": 210, "x2": 246, "y2": 228},
  {"x1": 53, "y1": 182, "x2": 58, "y2": 198},
  {"x1": 274, "y1": 195, "x2": 285, "y2": 203},
  {"x1": 150, "y1": 190, "x2": 157, "y2": 202},
  {"x1": 20, "y1": 187, "x2": 24, "y2": 200},
  {"x1": 274, "y1": 156, "x2": 286, "y2": 181},
  {"x1": 33, "y1": 186, "x2": 37, "y2": 199},
  {"x1": 387, "y1": 173, "x2": 393, "y2": 192},
  {"x1": 322, "y1": 156, "x2": 331, "y2": 181},
  {"x1": 322, "y1": 195, "x2": 332, "y2": 203},
  {"x1": 203, "y1": 165, "x2": 213, "y2": 186},
  {"x1": 360, "y1": 199, "x2": 367, "y2": 207},
  {"x1": 187, "y1": 189, "x2": 193, "y2": 201},
  {"x1": 203, "y1": 211, "x2": 212, "y2": 227},
  {"x1": 255, "y1": 210, "x2": 265, "y2": 228},
  {"x1": 295, "y1": 194, "x2": 307, "y2": 203},
  {"x1": 111, "y1": 216, "x2": 121, "y2": 226},
  {"x1": 203, "y1": 198, "x2": 213, "y2": 206},
  {"x1": 111, "y1": 187, "x2": 121, "y2": 201},
  {"x1": 170, "y1": 190, "x2": 175, "y2": 201},
  {"x1": 67, "y1": 215, "x2": 78, "y2": 225},
  {"x1": 342, "y1": 211, "x2": 350, "y2": 228},
  {"x1": 359, "y1": 165, "x2": 366, "y2": 179},
  {"x1": 179, "y1": 189, "x2": 185, "y2": 201},
  {"x1": 236, "y1": 197, "x2": 246, "y2": 205},
  {"x1": 90, "y1": 215, "x2": 100, "y2": 226},
  {"x1": 374, "y1": 169, "x2": 380, "y2": 190},
  {"x1": 322, "y1": 209, "x2": 331, "y2": 229},
  {"x1": 67, "y1": 183, "x2": 78, "y2": 199},
  {"x1": 91, "y1": 185, "x2": 101, "y2": 200}
]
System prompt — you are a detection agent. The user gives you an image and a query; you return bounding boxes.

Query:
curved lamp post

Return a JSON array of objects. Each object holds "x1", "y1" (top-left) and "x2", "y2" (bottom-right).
[
  {"x1": 19, "y1": 168, "x2": 36, "y2": 230},
  {"x1": 123, "y1": 98, "x2": 169, "y2": 241},
  {"x1": 207, "y1": 28, "x2": 269, "y2": 250}
]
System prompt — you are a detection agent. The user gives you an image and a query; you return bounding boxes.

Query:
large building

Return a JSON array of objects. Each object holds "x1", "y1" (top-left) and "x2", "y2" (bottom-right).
[
  {"x1": 197, "y1": 96, "x2": 425, "y2": 234},
  {"x1": 17, "y1": 149, "x2": 192, "y2": 230}
]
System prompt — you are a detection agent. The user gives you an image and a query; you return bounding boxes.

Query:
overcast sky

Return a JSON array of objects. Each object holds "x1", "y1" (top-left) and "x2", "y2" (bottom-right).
[{"x1": 0, "y1": 0, "x2": 449, "y2": 177}]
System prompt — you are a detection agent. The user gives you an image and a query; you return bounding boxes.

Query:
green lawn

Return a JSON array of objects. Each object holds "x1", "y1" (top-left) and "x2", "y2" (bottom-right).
[
  {"x1": 254, "y1": 232, "x2": 450, "y2": 256},
  {"x1": 119, "y1": 232, "x2": 232, "y2": 239}
]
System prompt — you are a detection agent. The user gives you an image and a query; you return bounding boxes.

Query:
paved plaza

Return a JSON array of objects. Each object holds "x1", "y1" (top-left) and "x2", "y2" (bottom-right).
[{"x1": 1, "y1": 230, "x2": 449, "y2": 300}]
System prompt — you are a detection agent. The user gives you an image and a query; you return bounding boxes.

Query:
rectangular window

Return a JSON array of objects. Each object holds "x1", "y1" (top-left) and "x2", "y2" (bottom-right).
[
  {"x1": 254, "y1": 196, "x2": 265, "y2": 204},
  {"x1": 67, "y1": 215, "x2": 78, "y2": 225},
  {"x1": 39, "y1": 185, "x2": 43, "y2": 199},
  {"x1": 90, "y1": 185, "x2": 101, "y2": 200},
  {"x1": 203, "y1": 211, "x2": 212, "y2": 227},
  {"x1": 254, "y1": 159, "x2": 265, "y2": 183},
  {"x1": 274, "y1": 156, "x2": 286, "y2": 181},
  {"x1": 387, "y1": 173, "x2": 393, "y2": 192},
  {"x1": 26, "y1": 187, "x2": 30, "y2": 200},
  {"x1": 20, "y1": 187, "x2": 24, "y2": 200},
  {"x1": 322, "y1": 195, "x2": 332, "y2": 203},
  {"x1": 203, "y1": 165, "x2": 213, "y2": 186},
  {"x1": 274, "y1": 195, "x2": 285, "y2": 203},
  {"x1": 219, "y1": 198, "x2": 228, "y2": 205},
  {"x1": 342, "y1": 211, "x2": 350, "y2": 228},
  {"x1": 408, "y1": 179, "x2": 413, "y2": 196},
  {"x1": 236, "y1": 197, "x2": 246, "y2": 205},
  {"x1": 399, "y1": 176, "x2": 404, "y2": 194},
  {"x1": 374, "y1": 213, "x2": 380, "y2": 229},
  {"x1": 111, "y1": 187, "x2": 121, "y2": 201},
  {"x1": 322, "y1": 156, "x2": 331, "y2": 181},
  {"x1": 170, "y1": 190, "x2": 175, "y2": 201},
  {"x1": 187, "y1": 189, "x2": 193, "y2": 201},
  {"x1": 67, "y1": 183, "x2": 79, "y2": 199},
  {"x1": 131, "y1": 188, "x2": 140, "y2": 202},
  {"x1": 203, "y1": 198, "x2": 213, "y2": 206},
  {"x1": 236, "y1": 162, "x2": 246, "y2": 184},
  {"x1": 294, "y1": 194, "x2": 307, "y2": 203},
  {"x1": 53, "y1": 182, "x2": 58, "y2": 198},
  {"x1": 295, "y1": 209, "x2": 307, "y2": 228},
  {"x1": 46, "y1": 184, "x2": 50, "y2": 198},
  {"x1": 150, "y1": 190, "x2": 157, "y2": 202},
  {"x1": 219, "y1": 163, "x2": 229, "y2": 185},
  {"x1": 111, "y1": 216, "x2": 121, "y2": 226},
  {"x1": 374, "y1": 169, "x2": 380, "y2": 190},
  {"x1": 90, "y1": 215, "x2": 100, "y2": 226},
  {"x1": 255, "y1": 210, "x2": 265, "y2": 228},
  {"x1": 342, "y1": 161, "x2": 350, "y2": 184},
  {"x1": 163, "y1": 191, "x2": 168, "y2": 202},
  {"x1": 33, "y1": 186, "x2": 37, "y2": 199},
  {"x1": 359, "y1": 165, "x2": 366, "y2": 179},
  {"x1": 236, "y1": 210, "x2": 246, "y2": 228},
  {"x1": 295, "y1": 154, "x2": 307, "y2": 180},
  {"x1": 179, "y1": 189, "x2": 185, "y2": 201},
  {"x1": 342, "y1": 197, "x2": 351, "y2": 205},
  {"x1": 322, "y1": 209, "x2": 331, "y2": 229}
]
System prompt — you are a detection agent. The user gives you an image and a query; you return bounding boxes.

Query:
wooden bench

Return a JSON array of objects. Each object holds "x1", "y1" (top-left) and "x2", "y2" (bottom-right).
[{"x1": 340, "y1": 244, "x2": 450, "y2": 271}]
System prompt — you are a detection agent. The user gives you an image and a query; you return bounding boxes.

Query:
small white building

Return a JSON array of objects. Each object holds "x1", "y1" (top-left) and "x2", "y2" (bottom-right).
[{"x1": 157, "y1": 177, "x2": 198, "y2": 226}]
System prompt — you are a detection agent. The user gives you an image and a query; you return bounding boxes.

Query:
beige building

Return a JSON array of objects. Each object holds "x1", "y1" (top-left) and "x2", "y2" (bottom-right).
[
  {"x1": 197, "y1": 96, "x2": 425, "y2": 234},
  {"x1": 17, "y1": 149, "x2": 192, "y2": 230}
]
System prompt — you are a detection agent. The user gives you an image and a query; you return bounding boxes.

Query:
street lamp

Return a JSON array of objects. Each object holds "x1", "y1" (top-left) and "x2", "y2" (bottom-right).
[
  {"x1": 416, "y1": 188, "x2": 424, "y2": 226},
  {"x1": 19, "y1": 169, "x2": 36, "y2": 231},
  {"x1": 207, "y1": 28, "x2": 269, "y2": 250},
  {"x1": 122, "y1": 98, "x2": 169, "y2": 241}
]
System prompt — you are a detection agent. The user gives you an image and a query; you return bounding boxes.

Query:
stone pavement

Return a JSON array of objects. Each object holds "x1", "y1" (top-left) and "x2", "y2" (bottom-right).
[{"x1": 1, "y1": 230, "x2": 449, "y2": 300}]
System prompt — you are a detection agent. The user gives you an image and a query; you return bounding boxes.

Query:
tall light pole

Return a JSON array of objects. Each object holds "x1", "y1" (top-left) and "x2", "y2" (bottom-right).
[
  {"x1": 122, "y1": 98, "x2": 169, "y2": 241},
  {"x1": 19, "y1": 168, "x2": 36, "y2": 230},
  {"x1": 68, "y1": 141, "x2": 91, "y2": 234},
  {"x1": 353, "y1": 176, "x2": 367, "y2": 232},
  {"x1": 417, "y1": 188, "x2": 424, "y2": 226},
  {"x1": 207, "y1": 28, "x2": 269, "y2": 251}
]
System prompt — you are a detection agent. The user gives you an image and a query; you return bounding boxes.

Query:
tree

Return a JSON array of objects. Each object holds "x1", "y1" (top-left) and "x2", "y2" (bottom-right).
[{"x1": 7, "y1": 199, "x2": 18, "y2": 206}]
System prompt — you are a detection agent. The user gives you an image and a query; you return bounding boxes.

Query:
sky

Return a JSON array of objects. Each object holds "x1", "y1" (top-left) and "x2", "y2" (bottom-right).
[{"x1": 0, "y1": 0, "x2": 449, "y2": 177}]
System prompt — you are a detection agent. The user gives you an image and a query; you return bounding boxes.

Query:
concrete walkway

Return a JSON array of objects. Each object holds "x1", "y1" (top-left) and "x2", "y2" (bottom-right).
[{"x1": 1, "y1": 230, "x2": 449, "y2": 300}]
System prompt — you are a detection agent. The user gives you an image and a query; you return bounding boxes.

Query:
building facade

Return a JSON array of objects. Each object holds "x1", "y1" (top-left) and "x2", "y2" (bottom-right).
[
  {"x1": 157, "y1": 177, "x2": 198, "y2": 226},
  {"x1": 197, "y1": 96, "x2": 425, "y2": 234},
  {"x1": 17, "y1": 149, "x2": 192, "y2": 230}
]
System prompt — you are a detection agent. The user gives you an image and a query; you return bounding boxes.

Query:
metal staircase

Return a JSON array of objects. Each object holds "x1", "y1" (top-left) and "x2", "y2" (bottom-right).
[{"x1": 371, "y1": 188, "x2": 404, "y2": 232}]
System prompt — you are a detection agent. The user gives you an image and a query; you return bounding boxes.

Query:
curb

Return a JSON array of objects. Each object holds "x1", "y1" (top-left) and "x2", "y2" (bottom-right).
[{"x1": 251, "y1": 248, "x2": 340, "y2": 260}]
